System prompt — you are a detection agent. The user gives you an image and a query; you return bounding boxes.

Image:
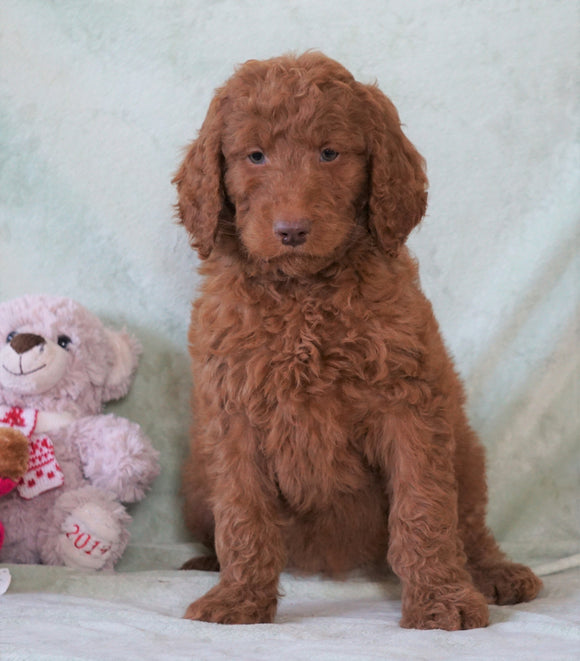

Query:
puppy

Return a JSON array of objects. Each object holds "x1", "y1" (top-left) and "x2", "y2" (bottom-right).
[{"x1": 174, "y1": 52, "x2": 541, "y2": 629}]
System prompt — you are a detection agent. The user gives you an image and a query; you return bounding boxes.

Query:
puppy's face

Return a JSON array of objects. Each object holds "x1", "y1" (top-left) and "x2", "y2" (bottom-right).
[
  {"x1": 174, "y1": 53, "x2": 427, "y2": 268},
  {"x1": 221, "y1": 75, "x2": 369, "y2": 270}
]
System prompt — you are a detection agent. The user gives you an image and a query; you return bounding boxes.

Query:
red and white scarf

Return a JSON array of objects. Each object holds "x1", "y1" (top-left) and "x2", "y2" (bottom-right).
[{"x1": 0, "y1": 405, "x2": 65, "y2": 500}]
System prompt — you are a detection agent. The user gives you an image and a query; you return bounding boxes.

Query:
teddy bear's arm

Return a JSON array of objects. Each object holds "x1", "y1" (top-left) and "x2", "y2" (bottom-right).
[{"x1": 73, "y1": 415, "x2": 160, "y2": 503}]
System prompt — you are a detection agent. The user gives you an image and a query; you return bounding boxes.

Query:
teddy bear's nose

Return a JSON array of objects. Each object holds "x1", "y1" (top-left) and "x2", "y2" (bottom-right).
[{"x1": 10, "y1": 333, "x2": 46, "y2": 355}]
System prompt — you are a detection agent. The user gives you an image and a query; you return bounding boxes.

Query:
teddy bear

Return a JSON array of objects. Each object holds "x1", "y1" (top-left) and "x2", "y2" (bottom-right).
[{"x1": 0, "y1": 295, "x2": 160, "y2": 570}]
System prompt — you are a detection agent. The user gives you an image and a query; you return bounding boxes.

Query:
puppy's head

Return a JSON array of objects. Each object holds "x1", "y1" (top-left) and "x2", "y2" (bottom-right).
[{"x1": 174, "y1": 52, "x2": 427, "y2": 271}]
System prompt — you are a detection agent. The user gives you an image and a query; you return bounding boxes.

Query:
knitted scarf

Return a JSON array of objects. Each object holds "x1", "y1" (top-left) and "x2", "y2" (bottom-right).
[{"x1": 0, "y1": 405, "x2": 65, "y2": 500}]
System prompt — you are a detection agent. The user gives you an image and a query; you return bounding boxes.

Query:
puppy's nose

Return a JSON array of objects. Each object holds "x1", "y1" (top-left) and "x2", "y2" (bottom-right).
[{"x1": 273, "y1": 218, "x2": 311, "y2": 247}]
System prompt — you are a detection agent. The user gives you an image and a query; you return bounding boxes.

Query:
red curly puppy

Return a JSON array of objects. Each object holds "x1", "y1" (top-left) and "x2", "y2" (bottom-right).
[{"x1": 174, "y1": 52, "x2": 541, "y2": 629}]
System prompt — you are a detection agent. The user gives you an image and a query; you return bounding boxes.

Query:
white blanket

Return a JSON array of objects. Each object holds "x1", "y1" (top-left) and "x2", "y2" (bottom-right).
[{"x1": 2, "y1": 563, "x2": 579, "y2": 660}]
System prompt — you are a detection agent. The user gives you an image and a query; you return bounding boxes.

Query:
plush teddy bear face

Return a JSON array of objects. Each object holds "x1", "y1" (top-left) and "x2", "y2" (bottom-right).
[
  {"x1": 0, "y1": 295, "x2": 140, "y2": 414},
  {"x1": 0, "y1": 331, "x2": 72, "y2": 395}
]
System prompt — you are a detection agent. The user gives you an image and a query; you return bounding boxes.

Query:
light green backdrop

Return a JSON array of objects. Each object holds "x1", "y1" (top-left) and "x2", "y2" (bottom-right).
[{"x1": 0, "y1": 0, "x2": 578, "y2": 572}]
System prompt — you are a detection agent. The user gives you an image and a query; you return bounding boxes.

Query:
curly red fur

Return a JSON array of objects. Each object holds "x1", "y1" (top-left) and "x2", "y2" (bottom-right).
[{"x1": 175, "y1": 52, "x2": 541, "y2": 629}]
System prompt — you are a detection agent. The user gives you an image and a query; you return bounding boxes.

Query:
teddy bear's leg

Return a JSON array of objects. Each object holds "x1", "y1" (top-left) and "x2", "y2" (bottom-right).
[{"x1": 38, "y1": 487, "x2": 131, "y2": 570}]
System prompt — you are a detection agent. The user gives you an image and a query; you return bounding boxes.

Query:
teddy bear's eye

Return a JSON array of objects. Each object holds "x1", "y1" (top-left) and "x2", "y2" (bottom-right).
[
  {"x1": 6, "y1": 331, "x2": 17, "y2": 343},
  {"x1": 57, "y1": 335, "x2": 72, "y2": 350}
]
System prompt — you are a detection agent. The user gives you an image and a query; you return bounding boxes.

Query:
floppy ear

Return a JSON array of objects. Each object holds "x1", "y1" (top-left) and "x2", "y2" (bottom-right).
[
  {"x1": 173, "y1": 93, "x2": 227, "y2": 259},
  {"x1": 362, "y1": 84, "x2": 428, "y2": 256}
]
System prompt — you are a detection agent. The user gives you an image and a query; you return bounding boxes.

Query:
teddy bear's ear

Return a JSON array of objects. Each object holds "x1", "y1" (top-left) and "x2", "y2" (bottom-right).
[{"x1": 101, "y1": 328, "x2": 141, "y2": 402}]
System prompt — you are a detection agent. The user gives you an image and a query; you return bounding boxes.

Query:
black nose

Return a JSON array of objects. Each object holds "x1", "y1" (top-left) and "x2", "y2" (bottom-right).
[
  {"x1": 273, "y1": 219, "x2": 311, "y2": 247},
  {"x1": 10, "y1": 333, "x2": 46, "y2": 355}
]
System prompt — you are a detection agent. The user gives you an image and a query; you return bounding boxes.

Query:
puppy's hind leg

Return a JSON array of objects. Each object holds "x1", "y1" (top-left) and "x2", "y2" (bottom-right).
[
  {"x1": 454, "y1": 419, "x2": 542, "y2": 605},
  {"x1": 181, "y1": 455, "x2": 219, "y2": 571}
]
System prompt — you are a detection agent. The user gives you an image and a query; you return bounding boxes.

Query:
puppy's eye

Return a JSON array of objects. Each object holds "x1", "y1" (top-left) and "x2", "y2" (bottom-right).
[
  {"x1": 6, "y1": 331, "x2": 17, "y2": 343},
  {"x1": 320, "y1": 148, "x2": 339, "y2": 162},
  {"x1": 248, "y1": 151, "x2": 266, "y2": 165},
  {"x1": 57, "y1": 335, "x2": 72, "y2": 350}
]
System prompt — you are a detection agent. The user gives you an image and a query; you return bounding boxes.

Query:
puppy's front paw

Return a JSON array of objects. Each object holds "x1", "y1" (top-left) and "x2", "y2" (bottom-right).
[
  {"x1": 184, "y1": 584, "x2": 277, "y2": 624},
  {"x1": 400, "y1": 582, "x2": 489, "y2": 630}
]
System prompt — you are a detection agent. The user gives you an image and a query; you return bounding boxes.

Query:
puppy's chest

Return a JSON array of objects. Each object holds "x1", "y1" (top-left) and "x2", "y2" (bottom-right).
[
  {"x1": 201, "y1": 296, "x2": 397, "y2": 508},
  {"x1": 200, "y1": 293, "x2": 397, "y2": 412},
  {"x1": 256, "y1": 309, "x2": 375, "y2": 507},
  {"x1": 258, "y1": 301, "x2": 385, "y2": 397}
]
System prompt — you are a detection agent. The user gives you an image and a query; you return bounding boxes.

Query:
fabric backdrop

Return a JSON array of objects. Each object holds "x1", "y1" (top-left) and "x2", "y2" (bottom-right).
[{"x1": 0, "y1": 1, "x2": 578, "y2": 658}]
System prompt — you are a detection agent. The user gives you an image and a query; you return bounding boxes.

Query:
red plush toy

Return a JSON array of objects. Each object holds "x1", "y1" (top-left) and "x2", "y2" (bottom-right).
[{"x1": 0, "y1": 427, "x2": 29, "y2": 549}]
